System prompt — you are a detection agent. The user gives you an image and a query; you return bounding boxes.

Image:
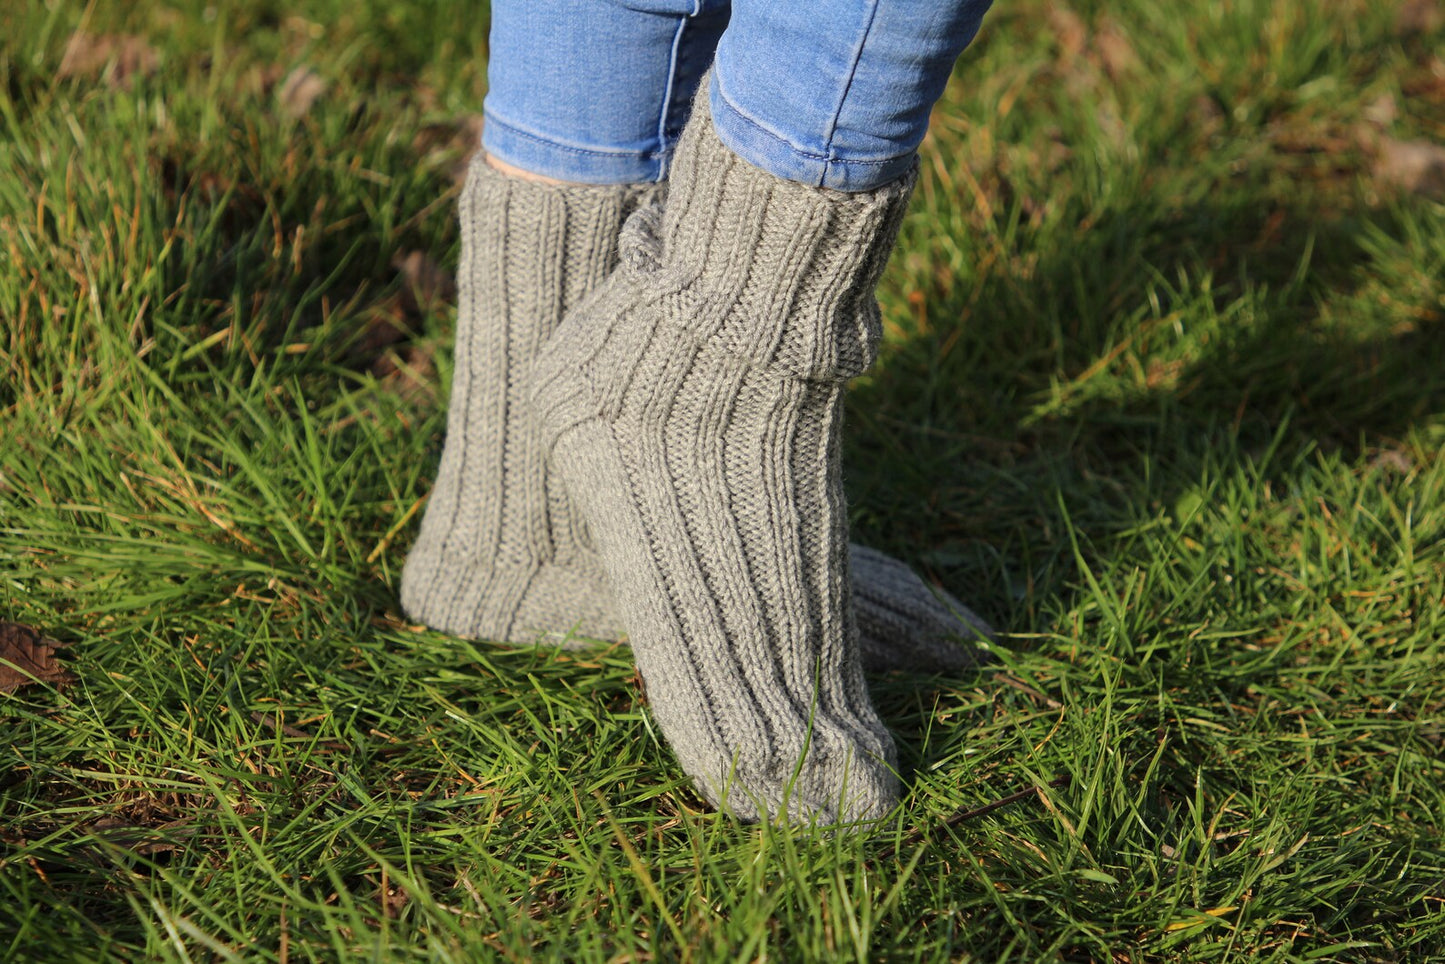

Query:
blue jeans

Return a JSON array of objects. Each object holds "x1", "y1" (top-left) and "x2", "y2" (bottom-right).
[{"x1": 483, "y1": 0, "x2": 994, "y2": 192}]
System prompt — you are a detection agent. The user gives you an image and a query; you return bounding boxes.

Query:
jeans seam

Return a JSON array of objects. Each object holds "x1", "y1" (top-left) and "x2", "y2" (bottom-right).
[
  {"x1": 710, "y1": 89, "x2": 910, "y2": 170},
  {"x1": 485, "y1": 111, "x2": 668, "y2": 162},
  {"x1": 655, "y1": 8, "x2": 696, "y2": 180},
  {"x1": 819, "y1": 0, "x2": 882, "y2": 173}
]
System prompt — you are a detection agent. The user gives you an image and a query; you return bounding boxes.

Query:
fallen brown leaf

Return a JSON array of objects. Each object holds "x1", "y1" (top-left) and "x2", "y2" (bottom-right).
[
  {"x1": 0, "y1": 622, "x2": 73, "y2": 694},
  {"x1": 356, "y1": 296, "x2": 412, "y2": 362},
  {"x1": 57, "y1": 32, "x2": 160, "y2": 88},
  {"x1": 1093, "y1": 19, "x2": 1140, "y2": 81},
  {"x1": 353, "y1": 297, "x2": 439, "y2": 405},
  {"x1": 1396, "y1": 0, "x2": 1443, "y2": 36},
  {"x1": 1370, "y1": 447, "x2": 1415, "y2": 474},
  {"x1": 1362, "y1": 93, "x2": 1400, "y2": 129},
  {"x1": 374, "y1": 343, "x2": 438, "y2": 404},
  {"x1": 1374, "y1": 136, "x2": 1445, "y2": 199},
  {"x1": 378, "y1": 873, "x2": 410, "y2": 918},
  {"x1": 1401, "y1": 56, "x2": 1445, "y2": 105},
  {"x1": 1047, "y1": 4, "x2": 1089, "y2": 64},
  {"x1": 1044, "y1": 5, "x2": 1137, "y2": 89},
  {"x1": 154, "y1": 154, "x2": 266, "y2": 209},
  {"x1": 392, "y1": 250, "x2": 456, "y2": 315},
  {"x1": 247, "y1": 63, "x2": 290, "y2": 95},
  {"x1": 278, "y1": 66, "x2": 327, "y2": 118}
]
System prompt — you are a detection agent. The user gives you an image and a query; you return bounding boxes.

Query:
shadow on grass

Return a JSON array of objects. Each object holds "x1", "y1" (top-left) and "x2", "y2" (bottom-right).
[{"x1": 847, "y1": 189, "x2": 1444, "y2": 636}]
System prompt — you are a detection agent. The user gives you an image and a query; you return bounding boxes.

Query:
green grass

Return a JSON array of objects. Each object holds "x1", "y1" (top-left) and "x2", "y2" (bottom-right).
[{"x1": 2, "y1": 0, "x2": 1443, "y2": 960}]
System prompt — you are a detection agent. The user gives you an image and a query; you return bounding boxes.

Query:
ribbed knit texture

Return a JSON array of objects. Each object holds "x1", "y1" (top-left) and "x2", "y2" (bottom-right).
[
  {"x1": 400, "y1": 153, "x2": 993, "y2": 667},
  {"x1": 531, "y1": 101, "x2": 916, "y2": 823},
  {"x1": 851, "y1": 546, "x2": 992, "y2": 674},
  {"x1": 400, "y1": 157, "x2": 653, "y2": 643}
]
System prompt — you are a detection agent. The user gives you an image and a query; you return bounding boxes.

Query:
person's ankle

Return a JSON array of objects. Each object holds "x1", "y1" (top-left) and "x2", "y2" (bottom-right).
[{"x1": 484, "y1": 153, "x2": 582, "y2": 186}]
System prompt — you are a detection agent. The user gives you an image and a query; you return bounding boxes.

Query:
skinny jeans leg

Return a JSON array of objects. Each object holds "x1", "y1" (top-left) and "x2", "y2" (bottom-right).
[{"x1": 483, "y1": 0, "x2": 993, "y2": 190}]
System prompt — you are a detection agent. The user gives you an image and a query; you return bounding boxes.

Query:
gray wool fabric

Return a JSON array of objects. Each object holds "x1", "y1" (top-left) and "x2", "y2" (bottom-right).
[
  {"x1": 531, "y1": 101, "x2": 918, "y2": 823},
  {"x1": 400, "y1": 152, "x2": 993, "y2": 670},
  {"x1": 851, "y1": 545, "x2": 992, "y2": 674},
  {"x1": 400, "y1": 157, "x2": 652, "y2": 644}
]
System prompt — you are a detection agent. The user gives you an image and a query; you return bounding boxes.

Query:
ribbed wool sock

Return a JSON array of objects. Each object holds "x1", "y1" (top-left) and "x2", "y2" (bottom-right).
[
  {"x1": 852, "y1": 546, "x2": 991, "y2": 674},
  {"x1": 531, "y1": 103, "x2": 917, "y2": 822},
  {"x1": 401, "y1": 154, "x2": 992, "y2": 669},
  {"x1": 400, "y1": 157, "x2": 652, "y2": 643}
]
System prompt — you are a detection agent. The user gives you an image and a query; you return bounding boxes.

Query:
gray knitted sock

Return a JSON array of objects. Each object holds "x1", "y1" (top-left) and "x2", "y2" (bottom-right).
[
  {"x1": 531, "y1": 102, "x2": 916, "y2": 823},
  {"x1": 852, "y1": 546, "x2": 992, "y2": 674},
  {"x1": 400, "y1": 157, "x2": 652, "y2": 644},
  {"x1": 400, "y1": 155, "x2": 993, "y2": 667}
]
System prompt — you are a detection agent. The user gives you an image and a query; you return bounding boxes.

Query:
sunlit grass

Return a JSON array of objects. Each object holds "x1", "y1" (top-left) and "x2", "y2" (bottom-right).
[{"x1": 2, "y1": 1, "x2": 1443, "y2": 960}]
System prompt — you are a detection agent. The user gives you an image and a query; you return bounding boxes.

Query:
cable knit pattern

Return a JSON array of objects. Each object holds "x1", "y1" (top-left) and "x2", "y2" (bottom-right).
[
  {"x1": 531, "y1": 101, "x2": 917, "y2": 823},
  {"x1": 400, "y1": 152, "x2": 993, "y2": 667}
]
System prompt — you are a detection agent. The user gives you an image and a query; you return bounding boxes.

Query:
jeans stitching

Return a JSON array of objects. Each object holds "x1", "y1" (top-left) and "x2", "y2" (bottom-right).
[
  {"x1": 820, "y1": 0, "x2": 882, "y2": 173},
  {"x1": 656, "y1": 12, "x2": 691, "y2": 180},
  {"x1": 710, "y1": 89, "x2": 908, "y2": 171},
  {"x1": 485, "y1": 112, "x2": 668, "y2": 162}
]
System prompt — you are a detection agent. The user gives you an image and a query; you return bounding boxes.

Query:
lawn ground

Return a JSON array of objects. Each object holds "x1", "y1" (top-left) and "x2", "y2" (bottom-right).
[{"x1": 2, "y1": 1, "x2": 1444, "y2": 960}]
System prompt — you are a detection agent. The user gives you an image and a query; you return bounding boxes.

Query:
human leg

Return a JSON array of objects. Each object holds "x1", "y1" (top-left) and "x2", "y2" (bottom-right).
[
  {"x1": 698, "y1": 0, "x2": 1002, "y2": 671},
  {"x1": 482, "y1": 0, "x2": 729, "y2": 184},
  {"x1": 710, "y1": 0, "x2": 994, "y2": 190},
  {"x1": 530, "y1": 1, "x2": 995, "y2": 821},
  {"x1": 532, "y1": 104, "x2": 911, "y2": 820},
  {"x1": 404, "y1": 0, "x2": 992, "y2": 669},
  {"x1": 400, "y1": 1, "x2": 723, "y2": 641}
]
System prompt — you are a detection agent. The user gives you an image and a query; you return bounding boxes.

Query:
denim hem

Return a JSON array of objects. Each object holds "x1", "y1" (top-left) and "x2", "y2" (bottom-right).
[
  {"x1": 481, "y1": 112, "x2": 667, "y2": 185},
  {"x1": 708, "y1": 79, "x2": 917, "y2": 193}
]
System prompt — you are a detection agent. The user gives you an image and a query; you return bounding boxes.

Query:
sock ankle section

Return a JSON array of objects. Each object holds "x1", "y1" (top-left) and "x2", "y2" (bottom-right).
[{"x1": 400, "y1": 157, "x2": 657, "y2": 643}]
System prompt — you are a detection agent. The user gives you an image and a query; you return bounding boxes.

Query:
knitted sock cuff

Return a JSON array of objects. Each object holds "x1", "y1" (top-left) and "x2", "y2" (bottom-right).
[
  {"x1": 456, "y1": 153, "x2": 664, "y2": 309},
  {"x1": 463, "y1": 151, "x2": 662, "y2": 212},
  {"x1": 625, "y1": 90, "x2": 917, "y2": 382}
]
